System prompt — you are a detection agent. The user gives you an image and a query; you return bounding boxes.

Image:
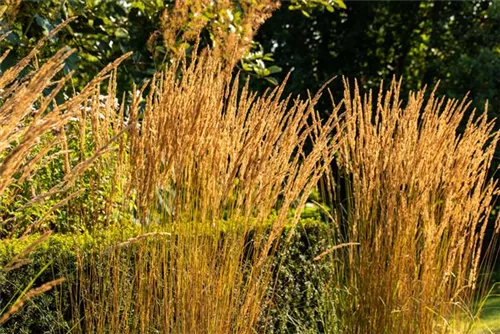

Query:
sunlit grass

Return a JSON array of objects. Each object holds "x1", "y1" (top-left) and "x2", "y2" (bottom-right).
[
  {"x1": 472, "y1": 281, "x2": 500, "y2": 334},
  {"x1": 320, "y1": 79, "x2": 500, "y2": 333},
  {"x1": 1, "y1": 14, "x2": 499, "y2": 333}
]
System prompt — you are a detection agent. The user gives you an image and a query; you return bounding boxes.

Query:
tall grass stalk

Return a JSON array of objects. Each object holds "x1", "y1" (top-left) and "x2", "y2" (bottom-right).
[
  {"x1": 325, "y1": 79, "x2": 499, "y2": 333},
  {"x1": 71, "y1": 52, "x2": 341, "y2": 333},
  {"x1": 0, "y1": 18, "x2": 132, "y2": 325},
  {"x1": 0, "y1": 18, "x2": 132, "y2": 236},
  {"x1": 2, "y1": 14, "x2": 341, "y2": 332}
]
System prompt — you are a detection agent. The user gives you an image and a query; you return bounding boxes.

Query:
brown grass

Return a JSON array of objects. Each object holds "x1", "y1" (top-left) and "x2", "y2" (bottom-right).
[
  {"x1": 0, "y1": 23, "x2": 132, "y2": 235},
  {"x1": 69, "y1": 50, "x2": 341, "y2": 333},
  {"x1": 325, "y1": 78, "x2": 499, "y2": 333},
  {"x1": 3, "y1": 10, "x2": 498, "y2": 334},
  {"x1": 0, "y1": 17, "x2": 134, "y2": 324}
]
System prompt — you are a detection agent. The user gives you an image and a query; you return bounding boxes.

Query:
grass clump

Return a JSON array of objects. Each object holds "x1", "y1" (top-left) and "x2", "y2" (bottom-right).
[
  {"x1": 1, "y1": 8, "x2": 499, "y2": 333},
  {"x1": 69, "y1": 49, "x2": 341, "y2": 333},
  {"x1": 322, "y1": 79, "x2": 500, "y2": 333},
  {"x1": 0, "y1": 13, "x2": 341, "y2": 332}
]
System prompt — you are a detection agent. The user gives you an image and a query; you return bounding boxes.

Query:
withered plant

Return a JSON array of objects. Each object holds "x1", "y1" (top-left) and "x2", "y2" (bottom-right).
[
  {"x1": 72, "y1": 49, "x2": 341, "y2": 333},
  {"x1": 324, "y1": 79, "x2": 499, "y2": 333}
]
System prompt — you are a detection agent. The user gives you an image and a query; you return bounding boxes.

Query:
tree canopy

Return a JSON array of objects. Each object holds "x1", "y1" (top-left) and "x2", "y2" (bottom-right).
[
  {"x1": 256, "y1": 1, "x2": 500, "y2": 121},
  {"x1": 1, "y1": 0, "x2": 499, "y2": 138}
]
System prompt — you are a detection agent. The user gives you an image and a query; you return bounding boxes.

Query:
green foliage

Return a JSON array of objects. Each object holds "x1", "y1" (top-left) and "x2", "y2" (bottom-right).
[
  {"x1": 0, "y1": 0, "x2": 163, "y2": 94},
  {"x1": 0, "y1": 225, "x2": 139, "y2": 332},
  {"x1": 0, "y1": 235, "x2": 75, "y2": 333},
  {"x1": 240, "y1": 41, "x2": 282, "y2": 85},
  {"x1": 0, "y1": 219, "x2": 333, "y2": 333},
  {"x1": 289, "y1": 0, "x2": 346, "y2": 17},
  {"x1": 0, "y1": 111, "x2": 133, "y2": 236},
  {"x1": 255, "y1": 1, "x2": 500, "y2": 120},
  {"x1": 259, "y1": 218, "x2": 335, "y2": 333},
  {"x1": 0, "y1": 131, "x2": 67, "y2": 235},
  {"x1": 0, "y1": 0, "x2": 309, "y2": 93}
]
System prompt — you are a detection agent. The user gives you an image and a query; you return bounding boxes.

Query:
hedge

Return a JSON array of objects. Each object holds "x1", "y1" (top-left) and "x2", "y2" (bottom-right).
[{"x1": 0, "y1": 217, "x2": 334, "y2": 333}]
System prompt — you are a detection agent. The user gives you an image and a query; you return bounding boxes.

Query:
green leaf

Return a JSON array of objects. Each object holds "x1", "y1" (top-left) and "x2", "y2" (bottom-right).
[
  {"x1": 6, "y1": 32, "x2": 20, "y2": 45},
  {"x1": 35, "y1": 14, "x2": 54, "y2": 34},
  {"x1": 132, "y1": 1, "x2": 146, "y2": 12},
  {"x1": 154, "y1": 45, "x2": 166, "y2": 54},
  {"x1": 63, "y1": 53, "x2": 79, "y2": 74},
  {"x1": 268, "y1": 65, "x2": 282, "y2": 74},
  {"x1": 114, "y1": 28, "x2": 130, "y2": 39},
  {"x1": 265, "y1": 76, "x2": 279, "y2": 85},
  {"x1": 263, "y1": 53, "x2": 274, "y2": 61},
  {"x1": 301, "y1": 9, "x2": 311, "y2": 18},
  {"x1": 335, "y1": 0, "x2": 347, "y2": 9},
  {"x1": 241, "y1": 61, "x2": 252, "y2": 71}
]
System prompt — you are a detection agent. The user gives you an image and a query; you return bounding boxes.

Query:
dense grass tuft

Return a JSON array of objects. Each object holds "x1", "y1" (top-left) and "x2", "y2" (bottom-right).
[{"x1": 322, "y1": 79, "x2": 499, "y2": 333}]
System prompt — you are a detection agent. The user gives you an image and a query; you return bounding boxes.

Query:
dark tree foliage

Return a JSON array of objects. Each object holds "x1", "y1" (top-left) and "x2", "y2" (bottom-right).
[
  {"x1": 0, "y1": 0, "x2": 165, "y2": 96},
  {"x1": 2, "y1": 0, "x2": 498, "y2": 117},
  {"x1": 255, "y1": 1, "x2": 500, "y2": 123},
  {"x1": 0, "y1": 0, "x2": 298, "y2": 96}
]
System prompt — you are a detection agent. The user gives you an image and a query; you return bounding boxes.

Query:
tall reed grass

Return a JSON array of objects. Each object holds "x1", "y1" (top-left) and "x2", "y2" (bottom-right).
[
  {"x1": 0, "y1": 18, "x2": 131, "y2": 325},
  {"x1": 69, "y1": 51, "x2": 341, "y2": 333},
  {"x1": 323, "y1": 79, "x2": 499, "y2": 333},
  {"x1": 3, "y1": 14, "x2": 341, "y2": 332},
  {"x1": 0, "y1": 18, "x2": 79, "y2": 324},
  {"x1": 2, "y1": 12, "x2": 499, "y2": 333},
  {"x1": 0, "y1": 16, "x2": 134, "y2": 236}
]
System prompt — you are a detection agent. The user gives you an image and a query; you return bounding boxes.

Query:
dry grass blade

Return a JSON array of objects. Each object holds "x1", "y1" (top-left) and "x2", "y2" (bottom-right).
[
  {"x1": 328, "y1": 78, "x2": 499, "y2": 333},
  {"x1": 0, "y1": 49, "x2": 11, "y2": 65},
  {"x1": 0, "y1": 277, "x2": 66, "y2": 325},
  {"x1": 0, "y1": 17, "x2": 132, "y2": 235},
  {"x1": 313, "y1": 242, "x2": 360, "y2": 261},
  {"x1": 116, "y1": 232, "x2": 172, "y2": 249},
  {"x1": 0, "y1": 47, "x2": 76, "y2": 195},
  {"x1": 0, "y1": 31, "x2": 12, "y2": 43}
]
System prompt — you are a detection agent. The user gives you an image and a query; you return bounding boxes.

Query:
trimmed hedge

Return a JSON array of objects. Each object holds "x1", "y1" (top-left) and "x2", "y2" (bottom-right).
[
  {"x1": 0, "y1": 234, "x2": 77, "y2": 334},
  {"x1": 0, "y1": 218, "x2": 334, "y2": 333},
  {"x1": 259, "y1": 219, "x2": 334, "y2": 334},
  {"x1": 0, "y1": 227, "x2": 139, "y2": 334}
]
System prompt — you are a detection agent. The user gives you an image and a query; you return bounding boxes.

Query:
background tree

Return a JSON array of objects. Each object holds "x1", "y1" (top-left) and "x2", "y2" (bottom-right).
[
  {"x1": 0, "y1": 0, "x2": 287, "y2": 94},
  {"x1": 2, "y1": 0, "x2": 498, "y2": 118},
  {"x1": 256, "y1": 1, "x2": 500, "y2": 119}
]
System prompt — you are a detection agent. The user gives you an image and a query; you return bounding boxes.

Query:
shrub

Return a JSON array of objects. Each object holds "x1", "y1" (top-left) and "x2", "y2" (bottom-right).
[
  {"x1": 259, "y1": 218, "x2": 335, "y2": 334},
  {"x1": 0, "y1": 218, "x2": 332, "y2": 333}
]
